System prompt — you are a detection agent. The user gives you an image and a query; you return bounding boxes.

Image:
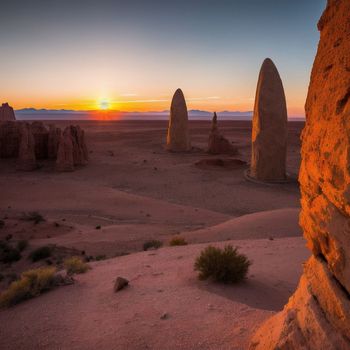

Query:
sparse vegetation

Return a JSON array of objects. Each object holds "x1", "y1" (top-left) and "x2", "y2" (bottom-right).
[
  {"x1": 0, "y1": 267, "x2": 57, "y2": 307},
  {"x1": 0, "y1": 241, "x2": 21, "y2": 264},
  {"x1": 169, "y1": 236, "x2": 188, "y2": 246},
  {"x1": 143, "y1": 240, "x2": 163, "y2": 251},
  {"x1": 21, "y1": 211, "x2": 45, "y2": 224},
  {"x1": 95, "y1": 255, "x2": 106, "y2": 261},
  {"x1": 29, "y1": 246, "x2": 52, "y2": 262},
  {"x1": 64, "y1": 256, "x2": 90, "y2": 275},
  {"x1": 194, "y1": 245, "x2": 251, "y2": 283},
  {"x1": 17, "y1": 240, "x2": 28, "y2": 252}
]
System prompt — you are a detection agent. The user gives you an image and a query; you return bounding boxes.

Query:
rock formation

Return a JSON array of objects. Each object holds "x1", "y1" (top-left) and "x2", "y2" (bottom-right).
[
  {"x1": 48, "y1": 124, "x2": 61, "y2": 159},
  {"x1": 207, "y1": 112, "x2": 237, "y2": 155},
  {"x1": 0, "y1": 103, "x2": 16, "y2": 121},
  {"x1": 55, "y1": 128, "x2": 75, "y2": 172},
  {"x1": 166, "y1": 89, "x2": 191, "y2": 152},
  {"x1": 0, "y1": 121, "x2": 88, "y2": 171},
  {"x1": 250, "y1": 58, "x2": 288, "y2": 182},
  {"x1": 16, "y1": 123, "x2": 37, "y2": 171},
  {"x1": 250, "y1": 1, "x2": 350, "y2": 349}
]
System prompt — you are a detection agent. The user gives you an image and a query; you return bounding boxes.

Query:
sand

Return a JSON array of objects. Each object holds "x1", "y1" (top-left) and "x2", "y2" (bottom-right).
[{"x1": 0, "y1": 120, "x2": 306, "y2": 349}]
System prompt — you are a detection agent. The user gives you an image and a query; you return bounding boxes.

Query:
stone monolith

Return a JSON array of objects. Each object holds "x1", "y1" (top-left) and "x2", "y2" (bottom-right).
[
  {"x1": 0, "y1": 103, "x2": 16, "y2": 121},
  {"x1": 48, "y1": 124, "x2": 61, "y2": 159},
  {"x1": 250, "y1": 58, "x2": 288, "y2": 181},
  {"x1": 166, "y1": 89, "x2": 191, "y2": 152},
  {"x1": 207, "y1": 112, "x2": 237, "y2": 155},
  {"x1": 250, "y1": 1, "x2": 350, "y2": 349},
  {"x1": 16, "y1": 122, "x2": 37, "y2": 171}
]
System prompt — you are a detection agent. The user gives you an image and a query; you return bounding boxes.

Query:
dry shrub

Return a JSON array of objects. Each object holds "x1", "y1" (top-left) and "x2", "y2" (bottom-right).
[
  {"x1": 64, "y1": 256, "x2": 90, "y2": 275},
  {"x1": 169, "y1": 236, "x2": 188, "y2": 246}
]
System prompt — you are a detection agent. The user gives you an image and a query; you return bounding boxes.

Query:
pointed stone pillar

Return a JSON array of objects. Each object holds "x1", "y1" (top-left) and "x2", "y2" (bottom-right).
[
  {"x1": 16, "y1": 122, "x2": 37, "y2": 171},
  {"x1": 250, "y1": 58, "x2": 288, "y2": 181},
  {"x1": 166, "y1": 89, "x2": 191, "y2": 152}
]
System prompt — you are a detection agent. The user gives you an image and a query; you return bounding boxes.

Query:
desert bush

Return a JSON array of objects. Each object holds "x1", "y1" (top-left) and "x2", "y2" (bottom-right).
[
  {"x1": 29, "y1": 246, "x2": 52, "y2": 262},
  {"x1": 17, "y1": 240, "x2": 28, "y2": 252},
  {"x1": 95, "y1": 255, "x2": 106, "y2": 261},
  {"x1": 0, "y1": 241, "x2": 21, "y2": 264},
  {"x1": 143, "y1": 240, "x2": 163, "y2": 251},
  {"x1": 169, "y1": 236, "x2": 188, "y2": 246},
  {"x1": 194, "y1": 245, "x2": 251, "y2": 283},
  {"x1": 0, "y1": 267, "x2": 56, "y2": 307},
  {"x1": 21, "y1": 211, "x2": 45, "y2": 224},
  {"x1": 64, "y1": 256, "x2": 90, "y2": 275}
]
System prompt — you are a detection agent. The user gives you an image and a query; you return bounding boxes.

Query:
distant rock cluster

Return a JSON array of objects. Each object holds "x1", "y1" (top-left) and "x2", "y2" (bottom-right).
[
  {"x1": 0, "y1": 103, "x2": 16, "y2": 122},
  {"x1": 0, "y1": 118, "x2": 88, "y2": 172}
]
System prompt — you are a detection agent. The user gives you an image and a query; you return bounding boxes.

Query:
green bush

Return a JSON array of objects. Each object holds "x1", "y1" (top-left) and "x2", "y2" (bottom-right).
[
  {"x1": 0, "y1": 267, "x2": 57, "y2": 307},
  {"x1": 143, "y1": 240, "x2": 163, "y2": 251},
  {"x1": 169, "y1": 236, "x2": 188, "y2": 246},
  {"x1": 29, "y1": 246, "x2": 52, "y2": 262},
  {"x1": 21, "y1": 211, "x2": 45, "y2": 224},
  {"x1": 194, "y1": 245, "x2": 251, "y2": 283},
  {"x1": 64, "y1": 256, "x2": 90, "y2": 275},
  {"x1": 0, "y1": 241, "x2": 21, "y2": 264},
  {"x1": 17, "y1": 240, "x2": 28, "y2": 252}
]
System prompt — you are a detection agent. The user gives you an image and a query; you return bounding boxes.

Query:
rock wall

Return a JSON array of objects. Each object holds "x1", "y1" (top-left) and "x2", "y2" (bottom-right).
[
  {"x1": 250, "y1": 1, "x2": 350, "y2": 349},
  {"x1": 250, "y1": 58, "x2": 288, "y2": 181}
]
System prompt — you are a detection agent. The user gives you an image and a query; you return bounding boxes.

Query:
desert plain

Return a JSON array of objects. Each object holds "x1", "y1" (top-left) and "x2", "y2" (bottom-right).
[{"x1": 0, "y1": 119, "x2": 308, "y2": 349}]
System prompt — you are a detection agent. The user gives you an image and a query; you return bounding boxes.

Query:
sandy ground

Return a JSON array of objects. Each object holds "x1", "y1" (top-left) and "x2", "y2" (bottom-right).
[{"x1": 0, "y1": 120, "x2": 306, "y2": 349}]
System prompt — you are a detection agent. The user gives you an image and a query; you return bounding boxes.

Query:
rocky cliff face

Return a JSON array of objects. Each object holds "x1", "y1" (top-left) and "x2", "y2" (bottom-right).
[{"x1": 250, "y1": 1, "x2": 350, "y2": 349}]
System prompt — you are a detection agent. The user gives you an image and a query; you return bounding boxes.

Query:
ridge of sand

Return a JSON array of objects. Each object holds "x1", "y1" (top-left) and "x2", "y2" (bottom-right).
[{"x1": 0, "y1": 237, "x2": 309, "y2": 350}]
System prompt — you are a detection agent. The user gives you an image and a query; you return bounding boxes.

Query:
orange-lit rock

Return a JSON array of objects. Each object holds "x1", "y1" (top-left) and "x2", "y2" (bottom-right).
[
  {"x1": 207, "y1": 112, "x2": 237, "y2": 155},
  {"x1": 250, "y1": 58, "x2": 288, "y2": 181},
  {"x1": 166, "y1": 88, "x2": 191, "y2": 152},
  {"x1": 250, "y1": 1, "x2": 350, "y2": 348}
]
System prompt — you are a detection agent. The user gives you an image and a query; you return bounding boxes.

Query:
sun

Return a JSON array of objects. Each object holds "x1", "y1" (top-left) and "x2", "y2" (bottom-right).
[{"x1": 99, "y1": 99, "x2": 110, "y2": 110}]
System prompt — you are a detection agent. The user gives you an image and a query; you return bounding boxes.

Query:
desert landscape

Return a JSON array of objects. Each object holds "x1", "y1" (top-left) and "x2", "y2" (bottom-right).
[{"x1": 2, "y1": 0, "x2": 350, "y2": 349}]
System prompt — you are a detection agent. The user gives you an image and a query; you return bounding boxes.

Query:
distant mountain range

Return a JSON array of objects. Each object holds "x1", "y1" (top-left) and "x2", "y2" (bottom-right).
[{"x1": 15, "y1": 108, "x2": 304, "y2": 121}]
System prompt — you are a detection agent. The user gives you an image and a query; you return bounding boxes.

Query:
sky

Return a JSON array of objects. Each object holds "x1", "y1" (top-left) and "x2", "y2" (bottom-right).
[{"x1": 1, "y1": 0, "x2": 325, "y2": 116}]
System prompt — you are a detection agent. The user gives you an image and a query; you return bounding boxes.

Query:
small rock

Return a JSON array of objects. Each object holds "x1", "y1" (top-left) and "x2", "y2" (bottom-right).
[
  {"x1": 160, "y1": 313, "x2": 169, "y2": 320},
  {"x1": 114, "y1": 277, "x2": 129, "y2": 292}
]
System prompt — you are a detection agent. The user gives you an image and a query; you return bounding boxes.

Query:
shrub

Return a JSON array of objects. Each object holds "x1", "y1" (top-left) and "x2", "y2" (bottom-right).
[
  {"x1": 21, "y1": 211, "x2": 45, "y2": 224},
  {"x1": 143, "y1": 240, "x2": 163, "y2": 251},
  {"x1": 169, "y1": 236, "x2": 188, "y2": 246},
  {"x1": 64, "y1": 256, "x2": 89, "y2": 275},
  {"x1": 0, "y1": 267, "x2": 56, "y2": 307},
  {"x1": 194, "y1": 245, "x2": 251, "y2": 283},
  {"x1": 29, "y1": 246, "x2": 52, "y2": 262},
  {"x1": 95, "y1": 255, "x2": 106, "y2": 261},
  {"x1": 0, "y1": 241, "x2": 21, "y2": 264},
  {"x1": 17, "y1": 240, "x2": 28, "y2": 252}
]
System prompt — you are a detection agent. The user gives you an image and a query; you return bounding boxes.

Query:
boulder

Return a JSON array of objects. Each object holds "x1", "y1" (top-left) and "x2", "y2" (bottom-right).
[
  {"x1": 207, "y1": 112, "x2": 237, "y2": 155},
  {"x1": 166, "y1": 89, "x2": 191, "y2": 152},
  {"x1": 114, "y1": 277, "x2": 129, "y2": 292},
  {"x1": 16, "y1": 122, "x2": 37, "y2": 171},
  {"x1": 250, "y1": 58, "x2": 288, "y2": 181},
  {"x1": 0, "y1": 103, "x2": 16, "y2": 121},
  {"x1": 250, "y1": 1, "x2": 350, "y2": 348}
]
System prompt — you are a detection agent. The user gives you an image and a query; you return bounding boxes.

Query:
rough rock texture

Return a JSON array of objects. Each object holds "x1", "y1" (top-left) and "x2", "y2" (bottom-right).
[
  {"x1": 250, "y1": 58, "x2": 288, "y2": 181},
  {"x1": 31, "y1": 121, "x2": 49, "y2": 159},
  {"x1": 250, "y1": 1, "x2": 350, "y2": 349},
  {"x1": 48, "y1": 125, "x2": 61, "y2": 159},
  {"x1": 55, "y1": 128, "x2": 75, "y2": 172},
  {"x1": 166, "y1": 89, "x2": 191, "y2": 152},
  {"x1": 207, "y1": 112, "x2": 237, "y2": 155},
  {"x1": 69, "y1": 125, "x2": 88, "y2": 165},
  {"x1": 114, "y1": 277, "x2": 129, "y2": 292},
  {"x1": 16, "y1": 123, "x2": 37, "y2": 171},
  {"x1": 0, "y1": 103, "x2": 16, "y2": 121},
  {"x1": 0, "y1": 121, "x2": 20, "y2": 158}
]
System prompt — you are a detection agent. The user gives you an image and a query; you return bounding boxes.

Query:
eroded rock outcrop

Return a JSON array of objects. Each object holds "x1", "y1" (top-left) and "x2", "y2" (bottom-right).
[
  {"x1": 166, "y1": 89, "x2": 191, "y2": 152},
  {"x1": 55, "y1": 128, "x2": 75, "y2": 172},
  {"x1": 0, "y1": 103, "x2": 16, "y2": 121},
  {"x1": 250, "y1": 58, "x2": 288, "y2": 182},
  {"x1": 0, "y1": 121, "x2": 20, "y2": 158},
  {"x1": 250, "y1": 1, "x2": 350, "y2": 349},
  {"x1": 207, "y1": 112, "x2": 237, "y2": 155},
  {"x1": 31, "y1": 121, "x2": 49, "y2": 159},
  {"x1": 48, "y1": 124, "x2": 61, "y2": 159},
  {"x1": 16, "y1": 123, "x2": 37, "y2": 171}
]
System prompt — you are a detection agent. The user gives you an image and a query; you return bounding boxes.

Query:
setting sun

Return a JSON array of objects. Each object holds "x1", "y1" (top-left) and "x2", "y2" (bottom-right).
[{"x1": 99, "y1": 99, "x2": 110, "y2": 110}]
